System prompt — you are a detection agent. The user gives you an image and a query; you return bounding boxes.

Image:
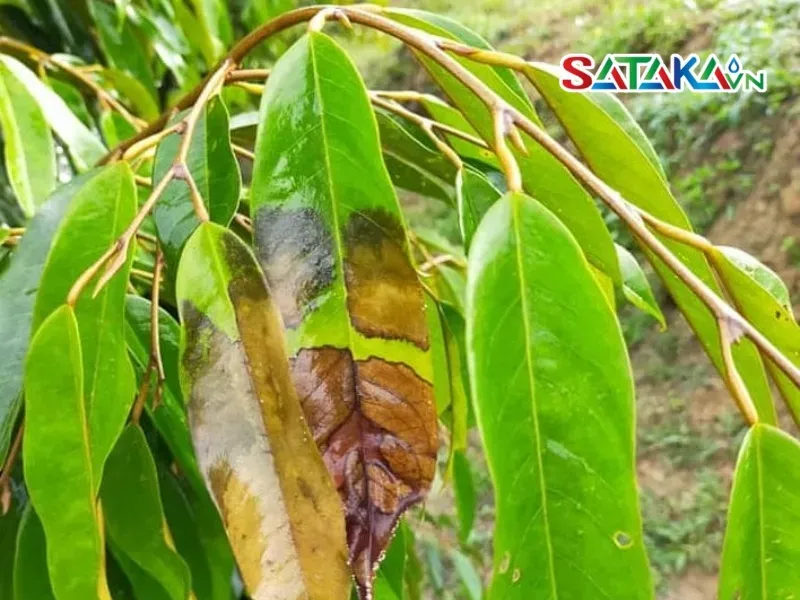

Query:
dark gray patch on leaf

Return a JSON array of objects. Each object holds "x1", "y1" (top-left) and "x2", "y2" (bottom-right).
[{"x1": 254, "y1": 207, "x2": 334, "y2": 327}]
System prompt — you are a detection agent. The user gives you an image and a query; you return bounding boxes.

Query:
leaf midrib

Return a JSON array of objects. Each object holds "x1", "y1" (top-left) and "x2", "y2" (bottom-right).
[{"x1": 510, "y1": 195, "x2": 558, "y2": 598}]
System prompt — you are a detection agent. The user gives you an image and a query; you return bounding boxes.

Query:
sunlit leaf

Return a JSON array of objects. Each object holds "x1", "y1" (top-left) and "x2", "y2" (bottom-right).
[
  {"x1": 24, "y1": 305, "x2": 111, "y2": 599},
  {"x1": 719, "y1": 424, "x2": 800, "y2": 598},
  {"x1": 451, "y1": 549, "x2": 482, "y2": 600},
  {"x1": 616, "y1": 244, "x2": 665, "y2": 327},
  {"x1": 0, "y1": 58, "x2": 55, "y2": 216},
  {"x1": 101, "y1": 424, "x2": 191, "y2": 600},
  {"x1": 467, "y1": 192, "x2": 652, "y2": 598},
  {"x1": 177, "y1": 222, "x2": 351, "y2": 599},
  {"x1": 711, "y1": 247, "x2": 800, "y2": 424},
  {"x1": 33, "y1": 163, "x2": 138, "y2": 482},
  {"x1": 386, "y1": 10, "x2": 621, "y2": 286},
  {"x1": 153, "y1": 96, "x2": 240, "y2": 269},
  {"x1": 525, "y1": 61, "x2": 776, "y2": 424},
  {"x1": 0, "y1": 171, "x2": 99, "y2": 466},
  {"x1": 0, "y1": 54, "x2": 105, "y2": 170},
  {"x1": 251, "y1": 32, "x2": 437, "y2": 596},
  {"x1": 100, "y1": 110, "x2": 137, "y2": 149}
]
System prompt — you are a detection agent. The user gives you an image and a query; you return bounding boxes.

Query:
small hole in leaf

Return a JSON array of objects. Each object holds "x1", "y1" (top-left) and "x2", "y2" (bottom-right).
[{"x1": 613, "y1": 531, "x2": 632, "y2": 549}]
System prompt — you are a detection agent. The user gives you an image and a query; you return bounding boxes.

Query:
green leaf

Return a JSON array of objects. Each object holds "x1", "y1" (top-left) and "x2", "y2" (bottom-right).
[
  {"x1": 442, "y1": 303, "x2": 470, "y2": 473},
  {"x1": 450, "y1": 549, "x2": 482, "y2": 600},
  {"x1": 1, "y1": 495, "x2": 23, "y2": 599},
  {"x1": 24, "y1": 305, "x2": 110, "y2": 599},
  {"x1": 251, "y1": 32, "x2": 437, "y2": 596},
  {"x1": 101, "y1": 424, "x2": 191, "y2": 600},
  {"x1": 0, "y1": 171, "x2": 99, "y2": 466},
  {"x1": 453, "y1": 450, "x2": 477, "y2": 545},
  {"x1": 158, "y1": 469, "x2": 216, "y2": 600},
  {"x1": 33, "y1": 163, "x2": 138, "y2": 483},
  {"x1": 90, "y1": 0, "x2": 156, "y2": 98},
  {"x1": 99, "y1": 68, "x2": 159, "y2": 121},
  {"x1": 0, "y1": 58, "x2": 55, "y2": 216},
  {"x1": 467, "y1": 192, "x2": 652, "y2": 598},
  {"x1": 183, "y1": 0, "x2": 232, "y2": 64},
  {"x1": 385, "y1": 10, "x2": 621, "y2": 286},
  {"x1": 13, "y1": 506, "x2": 56, "y2": 600},
  {"x1": 426, "y1": 292, "x2": 451, "y2": 416},
  {"x1": 153, "y1": 96, "x2": 240, "y2": 269},
  {"x1": 47, "y1": 77, "x2": 93, "y2": 127},
  {"x1": 124, "y1": 296, "x2": 205, "y2": 494},
  {"x1": 719, "y1": 424, "x2": 800, "y2": 598},
  {"x1": 0, "y1": 55, "x2": 105, "y2": 170},
  {"x1": 525, "y1": 61, "x2": 776, "y2": 424},
  {"x1": 711, "y1": 247, "x2": 800, "y2": 424},
  {"x1": 176, "y1": 222, "x2": 351, "y2": 599},
  {"x1": 376, "y1": 108, "x2": 455, "y2": 203},
  {"x1": 616, "y1": 244, "x2": 665, "y2": 327},
  {"x1": 100, "y1": 110, "x2": 137, "y2": 149},
  {"x1": 374, "y1": 525, "x2": 407, "y2": 600},
  {"x1": 457, "y1": 165, "x2": 502, "y2": 250}
]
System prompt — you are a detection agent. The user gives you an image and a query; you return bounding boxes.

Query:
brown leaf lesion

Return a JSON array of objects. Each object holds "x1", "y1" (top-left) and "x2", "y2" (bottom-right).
[{"x1": 291, "y1": 347, "x2": 437, "y2": 594}]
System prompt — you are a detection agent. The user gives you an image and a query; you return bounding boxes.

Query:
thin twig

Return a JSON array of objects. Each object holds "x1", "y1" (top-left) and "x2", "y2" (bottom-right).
[
  {"x1": 131, "y1": 246, "x2": 165, "y2": 422},
  {"x1": 233, "y1": 144, "x2": 255, "y2": 161},
  {"x1": 0, "y1": 423, "x2": 23, "y2": 515},
  {"x1": 0, "y1": 37, "x2": 145, "y2": 129},
  {"x1": 234, "y1": 213, "x2": 253, "y2": 233},
  {"x1": 226, "y1": 68, "x2": 271, "y2": 83}
]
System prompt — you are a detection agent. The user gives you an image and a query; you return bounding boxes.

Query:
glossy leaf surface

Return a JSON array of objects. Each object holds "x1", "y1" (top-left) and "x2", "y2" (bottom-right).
[
  {"x1": 24, "y1": 306, "x2": 110, "y2": 599},
  {"x1": 0, "y1": 58, "x2": 55, "y2": 216},
  {"x1": 386, "y1": 9, "x2": 621, "y2": 285},
  {"x1": 0, "y1": 171, "x2": 97, "y2": 465},
  {"x1": 101, "y1": 424, "x2": 191, "y2": 600},
  {"x1": 251, "y1": 32, "x2": 437, "y2": 596},
  {"x1": 719, "y1": 424, "x2": 800, "y2": 598},
  {"x1": 33, "y1": 162, "x2": 138, "y2": 483},
  {"x1": 525, "y1": 61, "x2": 776, "y2": 423},
  {"x1": 177, "y1": 222, "x2": 350, "y2": 600},
  {"x1": 0, "y1": 55, "x2": 105, "y2": 170},
  {"x1": 467, "y1": 192, "x2": 652, "y2": 598},
  {"x1": 153, "y1": 97, "x2": 241, "y2": 269}
]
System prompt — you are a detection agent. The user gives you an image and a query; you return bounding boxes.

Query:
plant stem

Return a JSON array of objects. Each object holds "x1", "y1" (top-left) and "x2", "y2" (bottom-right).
[
  {"x1": 0, "y1": 423, "x2": 23, "y2": 515},
  {"x1": 0, "y1": 37, "x2": 145, "y2": 129}
]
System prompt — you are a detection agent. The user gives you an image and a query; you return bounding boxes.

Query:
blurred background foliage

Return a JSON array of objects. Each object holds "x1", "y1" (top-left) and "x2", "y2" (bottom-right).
[{"x1": 0, "y1": 0, "x2": 798, "y2": 597}]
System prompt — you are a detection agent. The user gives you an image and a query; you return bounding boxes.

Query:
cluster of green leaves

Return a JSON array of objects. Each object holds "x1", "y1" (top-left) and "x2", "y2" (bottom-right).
[{"x1": 1, "y1": 4, "x2": 800, "y2": 600}]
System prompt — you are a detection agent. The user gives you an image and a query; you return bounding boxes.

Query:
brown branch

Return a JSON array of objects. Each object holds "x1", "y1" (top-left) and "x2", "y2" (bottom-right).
[{"x1": 0, "y1": 423, "x2": 23, "y2": 515}]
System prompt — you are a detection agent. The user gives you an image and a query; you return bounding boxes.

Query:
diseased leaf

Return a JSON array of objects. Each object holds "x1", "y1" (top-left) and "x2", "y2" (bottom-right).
[
  {"x1": 616, "y1": 244, "x2": 665, "y2": 327},
  {"x1": 467, "y1": 192, "x2": 652, "y2": 598},
  {"x1": 177, "y1": 222, "x2": 351, "y2": 600},
  {"x1": 525, "y1": 61, "x2": 776, "y2": 424},
  {"x1": 251, "y1": 32, "x2": 437, "y2": 596},
  {"x1": 14, "y1": 506, "x2": 56, "y2": 600},
  {"x1": 0, "y1": 171, "x2": 99, "y2": 466},
  {"x1": 24, "y1": 305, "x2": 111, "y2": 599},
  {"x1": 101, "y1": 424, "x2": 191, "y2": 600},
  {"x1": 0, "y1": 55, "x2": 105, "y2": 170},
  {"x1": 0, "y1": 58, "x2": 55, "y2": 216},
  {"x1": 33, "y1": 163, "x2": 138, "y2": 483},
  {"x1": 153, "y1": 96, "x2": 240, "y2": 269},
  {"x1": 385, "y1": 9, "x2": 621, "y2": 285},
  {"x1": 718, "y1": 246, "x2": 791, "y2": 308},
  {"x1": 457, "y1": 165, "x2": 501, "y2": 250},
  {"x1": 719, "y1": 424, "x2": 800, "y2": 598}
]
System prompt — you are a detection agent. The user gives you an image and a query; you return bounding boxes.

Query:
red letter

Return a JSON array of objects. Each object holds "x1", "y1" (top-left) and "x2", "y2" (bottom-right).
[{"x1": 560, "y1": 55, "x2": 594, "y2": 90}]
